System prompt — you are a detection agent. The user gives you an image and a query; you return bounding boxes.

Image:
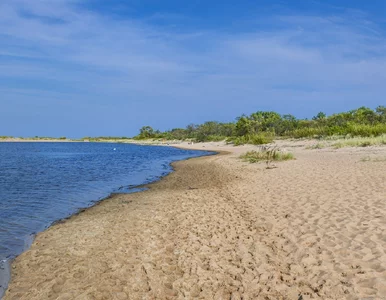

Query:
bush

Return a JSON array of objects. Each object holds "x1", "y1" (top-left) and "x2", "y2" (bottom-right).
[
  {"x1": 206, "y1": 135, "x2": 227, "y2": 142},
  {"x1": 345, "y1": 123, "x2": 386, "y2": 137},
  {"x1": 289, "y1": 127, "x2": 326, "y2": 138},
  {"x1": 131, "y1": 105, "x2": 386, "y2": 143},
  {"x1": 231, "y1": 134, "x2": 274, "y2": 145}
]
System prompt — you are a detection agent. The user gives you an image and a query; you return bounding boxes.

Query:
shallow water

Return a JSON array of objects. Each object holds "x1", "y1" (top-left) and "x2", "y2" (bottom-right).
[{"x1": 0, "y1": 142, "x2": 211, "y2": 297}]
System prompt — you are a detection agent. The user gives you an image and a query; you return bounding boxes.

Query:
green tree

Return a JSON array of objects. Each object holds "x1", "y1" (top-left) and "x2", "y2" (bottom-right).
[
  {"x1": 249, "y1": 111, "x2": 282, "y2": 133},
  {"x1": 186, "y1": 124, "x2": 197, "y2": 137},
  {"x1": 313, "y1": 112, "x2": 326, "y2": 120},
  {"x1": 235, "y1": 116, "x2": 253, "y2": 136},
  {"x1": 376, "y1": 106, "x2": 386, "y2": 122},
  {"x1": 167, "y1": 128, "x2": 187, "y2": 140},
  {"x1": 195, "y1": 121, "x2": 220, "y2": 141},
  {"x1": 277, "y1": 114, "x2": 298, "y2": 135},
  {"x1": 351, "y1": 107, "x2": 377, "y2": 124},
  {"x1": 138, "y1": 126, "x2": 155, "y2": 139}
]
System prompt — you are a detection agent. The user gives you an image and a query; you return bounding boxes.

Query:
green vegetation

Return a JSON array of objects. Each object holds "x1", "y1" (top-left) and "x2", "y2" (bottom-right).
[
  {"x1": 81, "y1": 136, "x2": 131, "y2": 142},
  {"x1": 228, "y1": 133, "x2": 274, "y2": 146},
  {"x1": 306, "y1": 143, "x2": 326, "y2": 150},
  {"x1": 2, "y1": 106, "x2": 386, "y2": 146},
  {"x1": 240, "y1": 147, "x2": 294, "y2": 165},
  {"x1": 302, "y1": 135, "x2": 386, "y2": 149},
  {"x1": 134, "y1": 106, "x2": 386, "y2": 145},
  {"x1": 30, "y1": 136, "x2": 61, "y2": 140},
  {"x1": 332, "y1": 135, "x2": 386, "y2": 148}
]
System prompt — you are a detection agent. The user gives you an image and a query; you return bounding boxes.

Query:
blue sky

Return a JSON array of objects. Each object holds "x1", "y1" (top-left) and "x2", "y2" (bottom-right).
[{"x1": 1, "y1": 0, "x2": 386, "y2": 137}]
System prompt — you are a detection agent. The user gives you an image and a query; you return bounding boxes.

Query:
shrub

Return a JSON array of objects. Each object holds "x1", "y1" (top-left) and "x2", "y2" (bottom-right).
[
  {"x1": 290, "y1": 127, "x2": 326, "y2": 138},
  {"x1": 231, "y1": 134, "x2": 274, "y2": 145},
  {"x1": 205, "y1": 135, "x2": 227, "y2": 142},
  {"x1": 128, "y1": 106, "x2": 386, "y2": 143},
  {"x1": 345, "y1": 123, "x2": 386, "y2": 137}
]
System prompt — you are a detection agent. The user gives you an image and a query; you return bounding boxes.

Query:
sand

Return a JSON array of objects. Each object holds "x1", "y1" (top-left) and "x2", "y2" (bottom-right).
[{"x1": 4, "y1": 142, "x2": 386, "y2": 300}]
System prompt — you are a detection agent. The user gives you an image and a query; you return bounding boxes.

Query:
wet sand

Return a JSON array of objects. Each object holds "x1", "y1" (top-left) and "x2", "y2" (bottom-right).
[
  {"x1": 4, "y1": 142, "x2": 386, "y2": 299},
  {"x1": 0, "y1": 260, "x2": 10, "y2": 299}
]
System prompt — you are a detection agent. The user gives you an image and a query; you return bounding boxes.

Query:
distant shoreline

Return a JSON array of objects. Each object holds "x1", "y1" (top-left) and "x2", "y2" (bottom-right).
[
  {"x1": 0, "y1": 138, "x2": 163, "y2": 143},
  {"x1": 0, "y1": 139, "x2": 77, "y2": 143},
  {"x1": 0, "y1": 138, "x2": 188, "y2": 146},
  {"x1": 2, "y1": 135, "x2": 386, "y2": 149}
]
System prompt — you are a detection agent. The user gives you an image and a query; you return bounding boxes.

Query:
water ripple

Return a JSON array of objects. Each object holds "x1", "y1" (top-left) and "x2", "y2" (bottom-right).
[{"x1": 0, "y1": 142, "x2": 211, "y2": 260}]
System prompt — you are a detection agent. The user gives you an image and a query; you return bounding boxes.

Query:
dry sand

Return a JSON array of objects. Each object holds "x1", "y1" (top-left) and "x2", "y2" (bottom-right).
[{"x1": 4, "y1": 142, "x2": 386, "y2": 300}]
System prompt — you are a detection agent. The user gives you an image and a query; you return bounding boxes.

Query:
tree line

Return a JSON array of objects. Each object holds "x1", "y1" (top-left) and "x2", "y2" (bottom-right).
[{"x1": 134, "y1": 106, "x2": 386, "y2": 144}]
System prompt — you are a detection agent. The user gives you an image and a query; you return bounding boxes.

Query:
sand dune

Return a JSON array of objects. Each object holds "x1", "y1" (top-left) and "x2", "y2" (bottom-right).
[{"x1": 4, "y1": 142, "x2": 386, "y2": 299}]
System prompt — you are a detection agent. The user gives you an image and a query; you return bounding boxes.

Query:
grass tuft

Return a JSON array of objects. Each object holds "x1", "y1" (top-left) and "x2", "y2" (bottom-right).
[
  {"x1": 306, "y1": 143, "x2": 325, "y2": 150},
  {"x1": 240, "y1": 146, "x2": 295, "y2": 165}
]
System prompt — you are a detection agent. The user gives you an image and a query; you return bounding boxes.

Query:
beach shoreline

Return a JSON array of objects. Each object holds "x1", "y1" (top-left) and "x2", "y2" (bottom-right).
[
  {"x1": 0, "y1": 144, "x2": 215, "y2": 300},
  {"x1": 0, "y1": 260, "x2": 10, "y2": 299},
  {"x1": 3, "y1": 146, "x2": 225, "y2": 300},
  {"x1": 3, "y1": 142, "x2": 386, "y2": 299}
]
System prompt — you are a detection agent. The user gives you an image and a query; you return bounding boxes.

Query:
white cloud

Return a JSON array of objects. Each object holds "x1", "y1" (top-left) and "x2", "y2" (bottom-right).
[{"x1": 1, "y1": 0, "x2": 386, "y2": 136}]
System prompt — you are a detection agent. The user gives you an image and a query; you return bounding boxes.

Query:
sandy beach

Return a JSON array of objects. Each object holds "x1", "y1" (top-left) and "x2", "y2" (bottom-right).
[{"x1": 3, "y1": 142, "x2": 386, "y2": 299}]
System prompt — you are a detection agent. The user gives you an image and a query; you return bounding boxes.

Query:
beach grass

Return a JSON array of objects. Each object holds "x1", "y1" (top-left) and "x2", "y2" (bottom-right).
[
  {"x1": 302, "y1": 135, "x2": 386, "y2": 149},
  {"x1": 305, "y1": 143, "x2": 326, "y2": 150},
  {"x1": 332, "y1": 135, "x2": 386, "y2": 148},
  {"x1": 240, "y1": 147, "x2": 294, "y2": 163}
]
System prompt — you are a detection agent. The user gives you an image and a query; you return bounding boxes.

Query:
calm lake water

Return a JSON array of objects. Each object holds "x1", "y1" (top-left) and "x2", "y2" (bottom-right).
[{"x1": 0, "y1": 142, "x2": 211, "y2": 297}]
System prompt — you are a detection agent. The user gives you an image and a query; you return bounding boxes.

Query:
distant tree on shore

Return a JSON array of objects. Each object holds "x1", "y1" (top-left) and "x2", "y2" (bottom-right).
[
  {"x1": 137, "y1": 126, "x2": 156, "y2": 139},
  {"x1": 313, "y1": 112, "x2": 326, "y2": 121},
  {"x1": 133, "y1": 106, "x2": 386, "y2": 144}
]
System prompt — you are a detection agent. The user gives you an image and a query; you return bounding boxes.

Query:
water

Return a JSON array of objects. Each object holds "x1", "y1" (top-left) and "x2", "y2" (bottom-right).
[{"x1": 0, "y1": 142, "x2": 212, "y2": 297}]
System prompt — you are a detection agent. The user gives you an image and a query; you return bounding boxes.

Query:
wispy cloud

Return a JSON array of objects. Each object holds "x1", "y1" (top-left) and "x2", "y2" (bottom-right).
[{"x1": 1, "y1": 0, "x2": 386, "y2": 136}]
